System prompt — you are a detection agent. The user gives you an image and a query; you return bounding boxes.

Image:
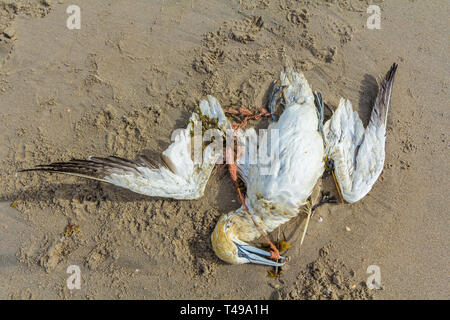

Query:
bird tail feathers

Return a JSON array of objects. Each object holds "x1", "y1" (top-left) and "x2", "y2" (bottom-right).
[{"x1": 280, "y1": 64, "x2": 313, "y2": 106}]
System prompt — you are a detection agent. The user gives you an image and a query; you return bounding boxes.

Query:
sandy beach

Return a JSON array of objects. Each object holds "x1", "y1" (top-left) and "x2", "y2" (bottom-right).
[{"x1": 0, "y1": 0, "x2": 448, "y2": 299}]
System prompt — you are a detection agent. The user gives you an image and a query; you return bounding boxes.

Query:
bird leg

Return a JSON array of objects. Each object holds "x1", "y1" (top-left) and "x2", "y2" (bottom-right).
[
  {"x1": 324, "y1": 156, "x2": 345, "y2": 204},
  {"x1": 226, "y1": 146, "x2": 282, "y2": 261},
  {"x1": 312, "y1": 191, "x2": 337, "y2": 211}
]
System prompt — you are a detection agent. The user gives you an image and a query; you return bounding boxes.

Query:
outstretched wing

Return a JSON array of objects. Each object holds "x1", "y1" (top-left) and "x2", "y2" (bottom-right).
[
  {"x1": 22, "y1": 95, "x2": 230, "y2": 200},
  {"x1": 323, "y1": 63, "x2": 398, "y2": 203}
]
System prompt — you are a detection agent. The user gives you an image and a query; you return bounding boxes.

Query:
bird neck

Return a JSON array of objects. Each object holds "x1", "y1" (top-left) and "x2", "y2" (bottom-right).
[{"x1": 231, "y1": 201, "x2": 298, "y2": 243}]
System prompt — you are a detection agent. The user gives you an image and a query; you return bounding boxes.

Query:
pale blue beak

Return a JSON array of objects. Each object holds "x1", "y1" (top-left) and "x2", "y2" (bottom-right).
[{"x1": 236, "y1": 243, "x2": 285, "y2": 267}]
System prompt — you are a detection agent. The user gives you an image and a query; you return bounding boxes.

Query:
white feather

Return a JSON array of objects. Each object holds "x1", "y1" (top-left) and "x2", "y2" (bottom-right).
[{"x1": 323, "y1": 98, "x2": 386, "y2": 203}]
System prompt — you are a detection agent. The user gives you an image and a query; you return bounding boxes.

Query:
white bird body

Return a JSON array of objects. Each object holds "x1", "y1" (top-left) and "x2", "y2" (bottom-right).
[
  {"x1": 323, "y1": 63, "x2": 397, "y2": 203},
  {"x1": 211, "y1": 66, "x2": 324, "y2": 265},
  {"x1": 238, "y1": 106, "x2": 324, "y2": 239}
]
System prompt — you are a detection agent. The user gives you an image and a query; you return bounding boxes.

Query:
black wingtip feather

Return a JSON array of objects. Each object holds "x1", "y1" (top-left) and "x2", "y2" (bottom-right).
[
  {"x1": 18, "y1": 154, "x2": 162, "y2": 182},
  {"x1": 369, "y1": 62, "x2": 398, "y2": 128},
  {"x1": 18, "y1": 152, "x2": 171, "y2": 185}
]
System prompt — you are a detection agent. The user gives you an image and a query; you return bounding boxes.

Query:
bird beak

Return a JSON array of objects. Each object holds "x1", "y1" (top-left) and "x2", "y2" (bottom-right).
[{"x1": 236, "y1": 243, "x2": 285, "y2": 267}]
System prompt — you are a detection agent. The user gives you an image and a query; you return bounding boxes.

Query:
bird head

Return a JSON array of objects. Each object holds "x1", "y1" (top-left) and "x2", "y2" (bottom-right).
[{"x1": 211, "y1": 212, "x2": 284, "y2": 267}]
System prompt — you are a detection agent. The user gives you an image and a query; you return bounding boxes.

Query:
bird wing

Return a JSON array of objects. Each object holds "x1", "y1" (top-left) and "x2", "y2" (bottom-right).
[
  {"x1": 323, "y1": 97, "x2": 365, "y2": 199},
  {"x1": 323, "y1": 63, "x2": 398, "y2": 203},
  {"x1": 22, "y1": 95, "x2": 230, "y2": 200}
]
